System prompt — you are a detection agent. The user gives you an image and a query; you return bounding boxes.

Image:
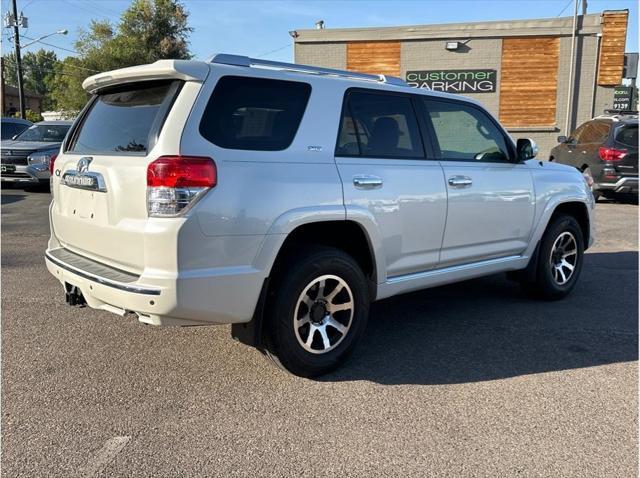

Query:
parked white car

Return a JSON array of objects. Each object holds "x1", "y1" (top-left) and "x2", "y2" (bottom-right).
[{"x1": 46, "y1": 55, "x2": 595, "y2": 376}]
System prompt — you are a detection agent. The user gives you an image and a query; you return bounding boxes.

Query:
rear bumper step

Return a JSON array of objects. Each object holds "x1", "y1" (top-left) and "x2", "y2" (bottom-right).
[
  {"x1": 45, "y1": 248, "x2": 161, "y2": 295},
  {"x1": 596, "y1": 176, "x2": 638, "y2": 193}
]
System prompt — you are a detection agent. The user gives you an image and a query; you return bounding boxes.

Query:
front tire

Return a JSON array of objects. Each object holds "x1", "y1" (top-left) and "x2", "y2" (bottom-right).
[
  {"x1": 265, "y1": 247, "x2": 370, "y2": 377},
  {"x1": 527, "y1": 214, "x2": 584, "y2": 300}
]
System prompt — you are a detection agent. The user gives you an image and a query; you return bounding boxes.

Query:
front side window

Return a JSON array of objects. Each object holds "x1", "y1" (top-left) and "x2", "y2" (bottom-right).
[
  {"x1": 337, "y1": 91, "x2": 424, "y2": 158},
  {"x1": 571, "y1": 123, "x2": 588, "y2": 143},
  {"x1": 578, "y1": 121, "x2": 611, "y2": 144},
  {"x1": 423, "y1": 99, "x2": 510, "y2": 162},
  {"x1": 68, "y1": 80, "x2": 181, "y2": 155},
  {"x1": 199, "y1": 76, "x2": 311, "y2": 151},
  {"x1": 15, "y1": 124, "x2": 70, "y2": 142}
]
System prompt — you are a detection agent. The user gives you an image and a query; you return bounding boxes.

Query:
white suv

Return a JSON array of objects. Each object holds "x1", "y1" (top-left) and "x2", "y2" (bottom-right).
[{"x1": 46, "y1": 54, "x2": 595, "y2": 377}]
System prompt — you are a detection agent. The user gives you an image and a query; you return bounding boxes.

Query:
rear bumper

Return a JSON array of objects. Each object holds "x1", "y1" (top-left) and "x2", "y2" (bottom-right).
[
  {"x1": 45, "y1": 247, "x2": 265, "y2": 326},
  {"x1": 595, "y1": 176, "x2": 638, "y2": 193},
  {"x1": 1, "y1": 164, "x2": 49, "y2": 184}
]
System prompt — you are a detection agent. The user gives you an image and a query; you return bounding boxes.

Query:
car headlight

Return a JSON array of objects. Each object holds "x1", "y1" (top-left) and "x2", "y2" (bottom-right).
[{"x1": 27, "y1": 151, "x2": 54, "y2": 166}]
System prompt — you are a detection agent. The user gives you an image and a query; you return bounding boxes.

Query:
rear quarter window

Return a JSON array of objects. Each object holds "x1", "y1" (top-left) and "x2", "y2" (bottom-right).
[
  {"x1": 615, "y1": 124, "x2": 638, "y2": 147},
  {"x1": 199, "y1": 76, "x2": 311, "y2": 151},
  {"x1": 67, "y1": 80, "x2": 182, "y2": 155}
]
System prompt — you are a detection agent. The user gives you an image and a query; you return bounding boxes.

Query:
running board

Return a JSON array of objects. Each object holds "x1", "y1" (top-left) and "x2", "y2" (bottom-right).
[{"x1": 376, "y1": 255, "x2": 528, "y2": 300}]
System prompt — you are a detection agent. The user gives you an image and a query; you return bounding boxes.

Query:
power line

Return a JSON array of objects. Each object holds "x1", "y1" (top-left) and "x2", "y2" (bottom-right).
[
  {"x1": 557, "y1": 0, "x2": 574, "y2": 16},
  {"x1": 254, "y1": 43, "x2": 291, "y2": 59},
  {"x1": 20, "y1": 34, "x2": 80, "y2": 55},
  {"x1": 60, "y1": 0, "x2": 119, "y2": 21}
]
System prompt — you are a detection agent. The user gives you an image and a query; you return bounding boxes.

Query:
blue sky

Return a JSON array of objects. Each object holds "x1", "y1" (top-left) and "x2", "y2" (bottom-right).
[{"x1": 1, "y1": 0, "x2": 637, "y2": 62}]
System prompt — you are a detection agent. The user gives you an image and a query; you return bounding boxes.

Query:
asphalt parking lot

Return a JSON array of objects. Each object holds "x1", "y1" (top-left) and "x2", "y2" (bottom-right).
[{"x1": 1, "y1": 187, "x2": 637, "y2": 477}]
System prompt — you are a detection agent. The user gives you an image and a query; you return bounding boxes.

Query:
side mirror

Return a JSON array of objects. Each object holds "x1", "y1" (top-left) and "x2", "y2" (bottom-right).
[
  {"x1": 516, "y1": 138, "x2": 538, "y2": 161},
  {"x1": 557, "y1": 135, "x2": 568, "y2": 143},
  {"x1": 11, "y1": 134, "x2": 18, "y2": 140}
]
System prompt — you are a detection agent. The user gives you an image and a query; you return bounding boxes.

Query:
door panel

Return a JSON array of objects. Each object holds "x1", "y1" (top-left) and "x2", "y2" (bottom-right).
[
  {"x1": 420, "y1": 97, "x2": 535, "y2": 266},
  {"x1": 336, "y1": 89, "x2": 447, "y2": 280},
  {"x1": 439, "y1": 162, "x2": 534, "y2": 266},
  {"x1": 337, "y1": 158, "x2": 447, "y2": 277}
]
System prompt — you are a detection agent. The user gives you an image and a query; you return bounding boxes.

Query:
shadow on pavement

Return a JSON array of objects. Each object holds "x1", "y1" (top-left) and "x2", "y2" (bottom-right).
[
  {"x1": 322, "y1": 251, "x2": 638, "y2": 385},
  {"x1": 1, "y1": 194, "x2": 26, "y2": 206}
]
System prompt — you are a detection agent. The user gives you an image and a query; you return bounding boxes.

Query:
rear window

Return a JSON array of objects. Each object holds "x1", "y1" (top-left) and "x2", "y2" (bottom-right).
[
  {"x1": 67, "y1": 80, "x2": 182, "y2": 155},
  {"x1": 615, "y1": 124, "x2": 638, "y2": 147},
  {"x1": 199, "y1": 76, "x2": 311, "y2": 151}
]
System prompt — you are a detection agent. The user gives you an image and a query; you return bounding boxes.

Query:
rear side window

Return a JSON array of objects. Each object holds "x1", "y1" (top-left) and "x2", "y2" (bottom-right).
[
  {"x1": 199, "y1": 76, "x2": 311, "y2": 151},
  {"x1": 337, "y1": 91, "x2": 424, "y2": 158},
  {"x1": 67, "y1": 80, "x2": 182, "y2": 155},
  {"x1": 615, "y1": 124, "x2": 638, "y2": 147},
  {"x1": 422, "y1": 99, "x2": 510, "y2": 162}
]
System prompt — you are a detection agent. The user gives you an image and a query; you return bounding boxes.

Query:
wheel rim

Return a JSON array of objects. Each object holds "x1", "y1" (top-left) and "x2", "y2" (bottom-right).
[
  {"x1": 549, "y1": 231, "x2": 578, "y2": 285},
  {"x1": 293, "y1": 274, "x2": 354, "y2": 354}
]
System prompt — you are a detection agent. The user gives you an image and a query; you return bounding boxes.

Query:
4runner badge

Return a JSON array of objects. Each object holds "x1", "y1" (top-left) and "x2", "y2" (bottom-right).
[{"x1": 61, "y1": 156, "x2": 107, "y2": 192}]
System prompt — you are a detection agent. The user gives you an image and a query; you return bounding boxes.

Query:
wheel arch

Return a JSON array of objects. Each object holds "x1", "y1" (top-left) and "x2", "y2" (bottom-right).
[{"x1": 550, "y1": 201, "x2": 590, "y2": 247}]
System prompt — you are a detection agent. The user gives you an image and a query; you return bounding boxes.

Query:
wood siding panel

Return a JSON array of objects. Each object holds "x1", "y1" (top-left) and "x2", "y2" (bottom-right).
[
  {"x1": 347, "y1": 41, "x2": 400, "y2": 77},
  {"x1": 499, "y1": 37, "x2": 560, "y2": 127},
  {"x1": 597, "y1": 11, "x2": 628, "y2": 86}
]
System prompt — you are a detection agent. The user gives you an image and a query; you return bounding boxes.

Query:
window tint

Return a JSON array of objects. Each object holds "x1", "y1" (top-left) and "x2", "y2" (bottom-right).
[
  {"x1": 199, "y1": 76, "x2": 311, "y2": 151},
  {"x1": 1, "y1": 123, "x2": 21, "y2": 140},
  {"x1": 571, "y1": 124, "x2": 587, "y2": 143},
  {"x1": 68, "y1": 80, "x2": 181, "y2": 154},
  {"x1": 16, "y1": 124, "x2": 70, "y2": 142},
  {"x1": 337, "y1": 91, "x2": 424, "y2": 158},
  {"x1": 615, "y1": 124, "x2": 638, "y2": 147},
  {"x1": 578, "y1": 121, "x2": 611, "y2": 143},
  {"x1": 423, "y1": 99, "x2": 510, "y2": 161}
]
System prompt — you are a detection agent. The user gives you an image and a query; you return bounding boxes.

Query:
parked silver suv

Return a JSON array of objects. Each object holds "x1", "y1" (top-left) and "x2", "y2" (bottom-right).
[{"x1": 46, "y1": 55, "x2": 595, "y2": 376}]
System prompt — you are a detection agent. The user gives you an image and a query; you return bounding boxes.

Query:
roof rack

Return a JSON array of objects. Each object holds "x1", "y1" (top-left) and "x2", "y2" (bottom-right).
[
  {"x1": 594, "y1": 109, "x2": 639, "y2": 121},
  {"x1": 208, "y1": 53, "x2": 408, "y2": 87}
]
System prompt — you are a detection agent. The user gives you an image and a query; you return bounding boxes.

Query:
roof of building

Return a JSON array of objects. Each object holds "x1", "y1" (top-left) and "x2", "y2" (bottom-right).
[
  {"x1": 36, "y1": 120, "x2": 74, "y2": 125},
  {"x1": 2, "y1": 84, "x2": 44, "y2": 99},
  {"x1": 293, "y1": 10, "x2": 627, "y2": 43}
]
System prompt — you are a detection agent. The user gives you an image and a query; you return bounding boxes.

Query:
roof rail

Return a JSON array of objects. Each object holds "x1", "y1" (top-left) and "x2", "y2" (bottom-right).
[{"x1": 208, "y1": 53, "x2": 408, "y2": 87}]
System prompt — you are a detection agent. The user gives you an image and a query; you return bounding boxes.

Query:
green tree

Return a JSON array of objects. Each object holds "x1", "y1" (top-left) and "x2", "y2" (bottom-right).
[
  {"x1": 13, "y1": 109, "x2": 42, "y2": 122},
  {"x1": 51, "y1": 0, "x2": 192, "y2": 112},
  {"x1": 3, "y1": 49, "x2": 58, "y2": 110}
]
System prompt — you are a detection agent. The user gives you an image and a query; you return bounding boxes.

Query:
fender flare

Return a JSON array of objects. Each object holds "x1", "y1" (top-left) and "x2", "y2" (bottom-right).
[{"x1": 523, "y1": 194, "x2": 592, "y2": 261}]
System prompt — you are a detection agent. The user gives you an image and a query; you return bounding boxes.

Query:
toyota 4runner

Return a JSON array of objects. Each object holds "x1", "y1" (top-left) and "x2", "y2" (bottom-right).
[{"x1": 46, "y1": 55, "x2": 595, "y2": 377}]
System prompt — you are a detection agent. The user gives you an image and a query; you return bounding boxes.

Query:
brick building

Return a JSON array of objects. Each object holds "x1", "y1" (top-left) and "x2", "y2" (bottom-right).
[
  {"x1": 1, "y1": 84, "x2": 44, "y2": 117},
  {"x1": 293, "y1": 10, "x2": 630, "y2": 157}
]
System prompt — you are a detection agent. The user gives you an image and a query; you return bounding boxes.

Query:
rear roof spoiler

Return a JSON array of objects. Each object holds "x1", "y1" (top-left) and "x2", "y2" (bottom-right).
[{"x1": 82, "y1": 59, "x2": 210, "y2": 94}]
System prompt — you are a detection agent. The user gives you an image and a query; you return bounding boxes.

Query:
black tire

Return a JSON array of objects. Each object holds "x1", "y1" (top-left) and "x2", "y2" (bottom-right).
[
  {"x1": 526, "y1": 214, "x2": 584, "y2": 300},
  {"x1": 264, "y1": 246, "x2": 370, "y2": 377}
]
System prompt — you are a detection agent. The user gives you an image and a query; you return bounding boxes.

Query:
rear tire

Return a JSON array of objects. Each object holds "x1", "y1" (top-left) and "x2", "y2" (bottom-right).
[
  {"x1": 525, "y1": 214, "x2": 584, "y2": 300},
  {"x1": 264, "y1": 247, "x2": 370, "y2": 377}
]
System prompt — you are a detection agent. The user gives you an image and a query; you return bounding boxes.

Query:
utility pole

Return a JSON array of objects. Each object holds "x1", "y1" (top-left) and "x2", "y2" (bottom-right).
[
  {"x1": 581, "y1": 0, "x2": 588, "y2": 15},
  {"x1": 11, "y1": 0, "x2": 26, "y2": 119}
]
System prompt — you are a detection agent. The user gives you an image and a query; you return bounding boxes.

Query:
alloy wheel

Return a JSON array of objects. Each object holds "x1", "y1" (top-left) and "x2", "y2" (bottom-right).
[
  {"x1": 293, "y1": 274, "x2": 354, "y2": 354},
  {"x1": 549, "y1": 231, "x2": 578, "y2": 285}
]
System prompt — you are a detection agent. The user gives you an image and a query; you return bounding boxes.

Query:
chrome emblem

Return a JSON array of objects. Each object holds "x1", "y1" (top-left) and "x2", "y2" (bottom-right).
[
  {"x1": 61, "y1": 156, "x2": 107, "y2": 192},
  {"x1": 77, "y1": 157, "x2": 92, "y2": 173}
]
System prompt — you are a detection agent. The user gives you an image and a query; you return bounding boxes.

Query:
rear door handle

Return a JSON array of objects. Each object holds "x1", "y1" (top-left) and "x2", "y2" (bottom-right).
[
  {"x1": 353, "y1": 175, "x2": 383, "y2": 189},
  {"x1": 448, "y1": 175, "x2": 473, "y2": 188}
]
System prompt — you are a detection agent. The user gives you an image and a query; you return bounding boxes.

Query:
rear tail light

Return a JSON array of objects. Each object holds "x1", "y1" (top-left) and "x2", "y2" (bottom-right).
[
  {"x1": 146, "y1": 156, "x2": 216, "y2": 217},
  {"x1": 49, "y1": 152, "x2": 58, "y2": 174},
  {"x1": 599, "y1": 147, "x2": 627, "y2": 162}
]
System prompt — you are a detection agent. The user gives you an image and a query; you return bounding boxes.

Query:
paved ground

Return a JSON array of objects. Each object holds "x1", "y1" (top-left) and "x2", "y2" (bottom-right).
[{"x1": 1, "y1": 187, "x2": 637, "y2": 477}]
